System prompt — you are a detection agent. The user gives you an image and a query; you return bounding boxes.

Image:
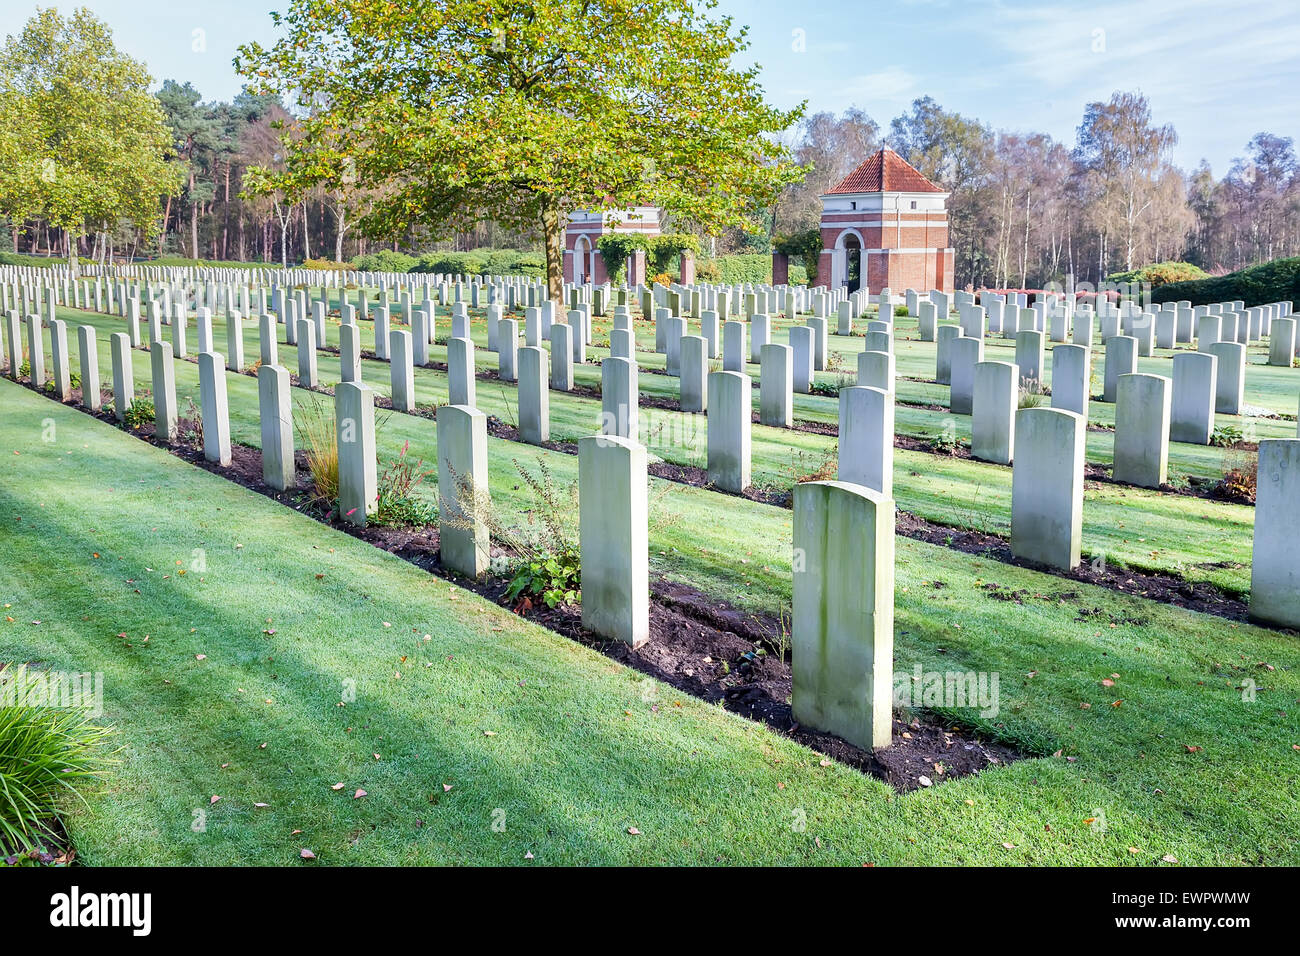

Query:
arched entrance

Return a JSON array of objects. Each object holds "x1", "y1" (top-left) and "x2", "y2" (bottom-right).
[
  {"x1": 844, "y1": 233, "x2": 862, "y2": 293},
  {"x1": 832, "y1": 228, "x2": 865, "y2": 292},
  {"x1": 573, "y1": 235, "x2": 592, "y2": 284}
]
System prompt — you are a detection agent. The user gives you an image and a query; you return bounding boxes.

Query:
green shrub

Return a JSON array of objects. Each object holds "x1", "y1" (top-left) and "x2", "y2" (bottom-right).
[
  {"x1": 504, "y1": 545, "x2": 580, "y2": 608},
  {"x1": 123, "y1": 395, "x2": 155, "y2": 429},
  {"x1": 372, "y1": 441, "x2": 438, "y2": 527},
  {"x1": 0, "y1": 252, "x2": 66, "y2": 269},
  {"x1": 302, "y1": 258, "x2": 352, "y2": 271},
  {"x1": 1152, "y1": 256, "x2": 1300, "y2": 308},
  {"x1": 1106, "y1": 261, "x2": 1208, "y2": 289},
  {"x1": 1018, "y1": 378, "x2": 1047, "y2": 408},
  {"x1": 774, "y1": 227, "x2": 823, "y2": 284},
  {"x1": 1210, "y1": 424, "x2": 1244, "y2": 447},
  {"x1": 0, "y1": 665, "x2": 112, "y2": 856},
  {"x1": 353, "y1": 250, "x2": 418, "y2": 274},
  {"x1": 714, "y1": 253, "x2": 772, "y2": 285},
  {"x1": 597, "y1": 235, "x2": 645, "y2": 284}
]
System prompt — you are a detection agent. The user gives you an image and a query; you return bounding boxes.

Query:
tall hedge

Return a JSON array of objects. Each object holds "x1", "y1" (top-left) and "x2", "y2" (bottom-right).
[{"x1": 1152, "y1": 257, "x2": 1300, "y2": 307}]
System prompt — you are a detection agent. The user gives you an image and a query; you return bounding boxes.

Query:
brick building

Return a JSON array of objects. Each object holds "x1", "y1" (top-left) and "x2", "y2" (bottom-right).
[
  {"x1": 564, "y1": 206, "x2": 661, "y2": 286},
  {"x1": 817, "y1": 148, "x2": 953, "y2": 297}
]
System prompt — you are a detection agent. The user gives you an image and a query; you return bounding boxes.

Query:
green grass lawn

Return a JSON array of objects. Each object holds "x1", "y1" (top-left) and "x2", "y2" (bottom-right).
[
  {"x1": 40, "y1": 299, "x2": 1265, "y2": 597},
  {"x1": 3, "y1": 377, "x2": 1300, "y2": 865}
]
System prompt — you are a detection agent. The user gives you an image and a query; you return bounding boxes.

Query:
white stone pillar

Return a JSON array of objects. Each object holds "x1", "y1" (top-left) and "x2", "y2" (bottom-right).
[
  {"x1": 935, "y1": 324, "x2": 960, "y2": 384},
  {"x1": 258, "y1": 313, "x2": 278, "y2": 366},
  {"x1": 1251, "y1": 439, "x2": 1300, "y2": 629},
  {"x1": 518, "y1": 346, "x2": 549, "y2": 445},
  {"x1": 792, "y1": 480, "x2": 894, "y2": 751},
  {"x1": 258, "y1": 364, "x2": 295, "y2": 490},
  {"x1": 578, "y1": 434, "x2": 649, "y2": 647},
  {"x1": 949, "y1": 335, "x2": 984, "y2": 415},
  {"x1": 1102, "y1": 335, "x2": 1137, "y2": 403},
  {"x1": 839, "y1": 385, "x2": 893, "y2": 497},
  {"x1": 918, "y1": 301, "x2": 937, "y2": 341},
  {"x1": 25, "y1": 314, "x2": 45, "y2": 388},
  {"x1": 550, "y1": 324, "x2": 574, "y2": 390},
  {"x1": 336, "y1": 381, "x2": 377, "y2": 526},
  {"x1": 389, "y1": 329, "x2": 414, "y2": 412},
  {"x1": 1113, "y1": 373, "x2": 1172, "y2": 488},
  {"x1": 1011, "y1": 407, "x2": 1084, "y2": 570},
  {"x1": 1208, "y1": 341, "x2": 1246, "y2": 414},
  {"x1": 760, "y1": 343, "x2": 793, "y2": 428},
  {"x1": 77, "y1": 325, "x2": 100, "y2": 411},
  {"x1": 601, "y1": 357, "x2": 638, "y2": 439},
  {"x1": 679, "y1": 335, "x2": 708, "y2": 413},
  {"x1": 1050, "y1": 343, "x2": 1090, "y2": 420},
  {"x1": 1171, "y1": 351, "x2": 1217, "y2": 445},
  {"x1": 49, "y1": 319, "x2": 71, "y2": 401},
  {"x1": 1014, "y1": 329, "x2": 1046, "y2": 388},
  {"x1": 857, "y1": 349, "x2": 895, "y2": 393},
  {"x1": 972, "y1": 360, "x2": 1017, "y2": 465},
  {"x1": 151, "y1": 341, "x2": 178, "y2": 442},
  {"x1": 707, "y1": 370, "x2": 751, "y2": 492},
  {"x1": 198, "y1": 352, "x2": 232, "y2": 466},
  {"x1": 338, "y1": 323, "x2": 362, "y2": 384},
  {"x1": 297, "y1": 318, "x2": 318, "y2": 388},
  {"x1": 790, "y1": 325, "x2": 814, "y2": 393},
  {"x1": 497, "y1": 318, "x2": 518, "y2": 382},
  {"x1": 3, "y1": 311, "x2": 20, "y2": 380},
  {"x1": 751, "y1": 312, "x2": 777, "y2": 362},
  {"x1": 226, "y1": 310, "x2": 244, "y2": 372},
  {"x1": 437, "y1": 404, "x2": 490, "y2": 577},
  {"x1": 110, "y1": 332, "x2": 133, "y2": 422}
]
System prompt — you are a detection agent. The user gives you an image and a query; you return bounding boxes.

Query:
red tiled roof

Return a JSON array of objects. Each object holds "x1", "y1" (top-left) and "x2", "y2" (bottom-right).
[{"x1": 826, "y1": 148, "x2": 944, "y2": 195}]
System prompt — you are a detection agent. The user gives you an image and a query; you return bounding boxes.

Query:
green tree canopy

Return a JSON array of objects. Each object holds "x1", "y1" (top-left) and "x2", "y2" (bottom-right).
[
  {"x1": 236, "y1": 0, "x2": 805, "y2": 298},
  {"x1": 0, "y1": 7, "x2": 181, "y2": 270}
]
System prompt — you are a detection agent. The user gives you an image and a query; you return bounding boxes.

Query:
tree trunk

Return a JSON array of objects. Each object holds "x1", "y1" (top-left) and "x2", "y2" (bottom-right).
[
  {"x1": 190, "y1": 170, "x2": 200, "y2": 260},
  {"x1": 334, "y1": 201, "x2": 347, "y2": 263},
  {"x1": 541, "y1": 201, "x2": 564, "y2": 303}
]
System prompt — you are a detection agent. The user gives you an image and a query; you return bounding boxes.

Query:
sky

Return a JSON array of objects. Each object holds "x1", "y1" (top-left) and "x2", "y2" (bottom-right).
[{"x1": 2, "y1": 0, "x2": 1297, "y2": 175}]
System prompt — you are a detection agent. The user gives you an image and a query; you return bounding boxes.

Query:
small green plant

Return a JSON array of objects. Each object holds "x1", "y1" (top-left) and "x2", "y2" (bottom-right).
[
  {"x1": 504, "y1": 545, "x2": 581, "y2": 608},
  {"x1": 894, "y1": 304, "x2": 909, "y2": 317},
  {"x1": 122, "y1": 395, "x2": 155, "y2": 429},
  {"x1": 928, "y1": 432, "x2": 964, "y2": 456},
  {"x1": 181, "y1": 397, "x2": 204, "y2": 446},
  {"x1": 1210, "y1": 424, "x2": 1244, "y2": 447},
  {"x1": 295, "y1": 395, "x2": 338, "y2": 507},
  {"x1": 448, "y1": 459, "x2": 582, "y2": 607},
  {"x1": 372, "y1": 441, "x2": 438, "y2": 527},
  {"x1": 1018, "y1": 377, "x2": 1047, "y2": 408},
  {"x1": 0, "y1": 665, "x2": 113, "y2": 857},
  {"x1": 1215, "y1": 447, "x2": 1258, "y2": 503},
  {"x1": 21, "y1": 360, "x2": 82, "y2": 394}
]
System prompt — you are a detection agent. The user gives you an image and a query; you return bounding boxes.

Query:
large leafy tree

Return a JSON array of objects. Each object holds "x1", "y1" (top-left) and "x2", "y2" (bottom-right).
[
  {"x1": 1073, "y1": 91, "x2": 1178, "y2": 273},
  {"x1": 236, "y1": 0, "x2": 804, "y2": 297},
  {"x1": 0, "y1": 7, "x2": 181, "y2": 271},
  {"x1": 156, "y1": 80, "x2": 222, "y2": 259}
]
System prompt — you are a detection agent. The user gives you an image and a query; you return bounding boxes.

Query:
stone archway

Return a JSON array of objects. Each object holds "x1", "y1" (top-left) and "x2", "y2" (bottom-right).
[
  {"x1": 843, "y1": 232, "x2": 862, "y2": 293},
  {"x1": 832, "y1": 228, "x2": 866, "y2": 291},
  {"x1": 573, "y1": 235, "x2": 592, "y2": 284}
]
